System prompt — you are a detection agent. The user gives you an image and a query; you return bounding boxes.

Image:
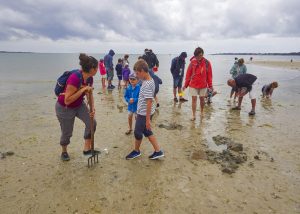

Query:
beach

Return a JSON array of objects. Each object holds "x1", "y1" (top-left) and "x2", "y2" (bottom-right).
[
  {"x1": 247, "y1": 59, "x2": 300, "y2": 71},
  {"x1": 1, "y1": 54, "x2": 300, "y2": 213}
]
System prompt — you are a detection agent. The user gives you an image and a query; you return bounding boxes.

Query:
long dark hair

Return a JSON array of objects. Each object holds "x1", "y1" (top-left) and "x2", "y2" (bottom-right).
[{"x1": 79, "y1": 53, "x2": 98, "y2": 73}]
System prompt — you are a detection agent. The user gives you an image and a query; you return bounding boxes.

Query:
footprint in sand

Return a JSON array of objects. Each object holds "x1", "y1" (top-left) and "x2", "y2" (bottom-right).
[{"x1": 258, "y1": 124, "x2": 274, "y2": 128}]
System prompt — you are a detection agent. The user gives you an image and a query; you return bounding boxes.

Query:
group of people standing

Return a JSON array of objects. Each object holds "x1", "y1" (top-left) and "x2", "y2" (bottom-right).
[
  {"x1": 55, "y1": 47, "x2": 278, "y2": 162},
  {"x1": 98, "y1": 50, "x2": 131, "y2": 90}
]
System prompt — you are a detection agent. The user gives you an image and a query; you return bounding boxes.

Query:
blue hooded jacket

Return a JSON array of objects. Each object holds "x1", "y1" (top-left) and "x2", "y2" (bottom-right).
[
  {"x1": 104, "y1": 49, "x2": 115, "y2": 69},
  {"x1": 124, "y1": 84, "x2": 140, "y2": 112}
]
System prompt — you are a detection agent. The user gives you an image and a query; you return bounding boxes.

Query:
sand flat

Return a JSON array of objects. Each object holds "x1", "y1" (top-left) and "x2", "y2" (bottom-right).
[
  {"x1": 247, "y1": 60, "x2": 300, "y2": 71},
  {"x1": 1, "y1": 61, "x2": 300, "y2": 213}
]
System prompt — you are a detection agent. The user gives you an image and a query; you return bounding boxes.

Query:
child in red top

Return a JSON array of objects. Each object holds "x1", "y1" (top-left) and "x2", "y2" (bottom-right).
[{"x1": 99, "y1": 59, "x2": 106, "y2": 88}]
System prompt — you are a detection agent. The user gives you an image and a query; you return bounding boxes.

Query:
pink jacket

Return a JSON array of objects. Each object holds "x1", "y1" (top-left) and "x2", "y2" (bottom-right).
[{"x1": 99, "y1": 61, "x2": 106, "y2": 75}]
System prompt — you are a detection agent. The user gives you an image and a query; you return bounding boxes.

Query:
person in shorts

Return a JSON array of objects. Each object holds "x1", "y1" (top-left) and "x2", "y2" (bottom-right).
[
  {"x1": 183, "y1": 47, "x2": 213, "y2": 120},
  {"x1": 170, "y1": 52, "x2": 188, "y2": 102},
  {"x1": 124, "y1": 73, "x2": 140, "y2": 135},
  {"x1": 125, "y1": 59, "x2": 164, "y2": 160},
  {"x1": 98, "y1": 59, "x2": 106, "y2": 88},
  {"x1": 115, "y1": 58, "x2": 123, "y2": 89},
  {"x1": 104, "y1": 49, "x2": 115, "y2": 89},
  {"x1": 227, "y1": 73, "x2": 257, "y2": 116}
]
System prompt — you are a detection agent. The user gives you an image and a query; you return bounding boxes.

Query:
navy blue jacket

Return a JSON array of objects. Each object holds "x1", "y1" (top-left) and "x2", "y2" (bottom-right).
[
  {"x1": 171, "y1": 57, "x2": 186, "y2": 77},
  {"x1": 235, "y1": 73, "x2": 257, "y2": 91},
  {"x1": 115, "y1": 63, "x2": 122, "y2": 76},
  {"x1": 104, "y1": 49, "x2": 115, "y2": 69}
]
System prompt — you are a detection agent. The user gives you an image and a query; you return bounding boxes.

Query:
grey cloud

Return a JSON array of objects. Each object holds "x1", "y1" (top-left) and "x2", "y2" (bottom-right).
[{"x1": 0, "y1": 0, "x2": 299, "y2": 42}]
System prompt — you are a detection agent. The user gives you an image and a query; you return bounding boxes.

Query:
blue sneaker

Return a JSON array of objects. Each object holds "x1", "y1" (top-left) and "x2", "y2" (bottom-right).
[
  {"x1": 126, "y1": 150, "x2": 141, "y2": 160},
  {"x1": 149, "y1": 150, "x2": 164, "y2": 160}
]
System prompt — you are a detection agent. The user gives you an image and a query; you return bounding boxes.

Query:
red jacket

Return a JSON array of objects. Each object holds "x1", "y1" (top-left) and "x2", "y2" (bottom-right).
[{"x1": 184, "y1": 57, "x2": 212, "y2": 89}]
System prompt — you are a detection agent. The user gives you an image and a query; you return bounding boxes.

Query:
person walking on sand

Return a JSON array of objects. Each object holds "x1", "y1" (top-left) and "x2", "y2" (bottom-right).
[
  {"x1": 99, "y1": 59, "x2": 106, "y2": 88},
  {"x1": 171, "y1": 52, "x2": 188, "y2": 102},
  {"x1": 183, "y1": 47, "x2": 213, "y2": 121},
  {"x1": 227, "y1": 73, "x2": 257, "y2": 116},
  {"x1": 142, "y1": 49, "x2": 159, "y2": 71},
  {"x1": 104, "y1": 49, "x2": 115, "y2": 90},
  {"x1": 229, "y1": 58, "x2": 247, "y2": 100},
  {"x1": 115, "y1": 58, "x2": 123, "y2": 89},
  {"x1": 122, "y1": 63, "x2": 131, "y2": 88},
  {"x1": 125, "y1": 59, "x2": 164, "y2": 160},
  {"x1": 122, "y1": 54, "x2": 130, "y2": 68},
  {"x1": 55, "y1": 53, "x2": 100, "y2": 161},
  {"x1": 124, "y1": 73, "x2": 140, "y2": 135},
  {"x1": 149, "y1": 49, "x2": 159, "y2": 72}
]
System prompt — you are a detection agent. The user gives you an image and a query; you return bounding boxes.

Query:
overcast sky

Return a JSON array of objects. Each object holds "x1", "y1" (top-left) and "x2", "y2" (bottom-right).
[{"x1": 0, "y1": 0, "x2": 299, "y2": 54}]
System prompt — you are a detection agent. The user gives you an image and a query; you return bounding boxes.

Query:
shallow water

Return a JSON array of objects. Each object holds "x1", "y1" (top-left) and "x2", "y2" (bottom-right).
[
  {"x1": 0, "y1": 53, "x2": 300, "y2": 213},
  {"x1": 0, "y1": 53, "x2": 300, "y2": 98}
]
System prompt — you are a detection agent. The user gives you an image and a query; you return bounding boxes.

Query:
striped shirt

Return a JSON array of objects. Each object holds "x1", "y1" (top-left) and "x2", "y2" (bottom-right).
[{"x1": 137, "y1": 78, "x2": 156, "y2": 116}]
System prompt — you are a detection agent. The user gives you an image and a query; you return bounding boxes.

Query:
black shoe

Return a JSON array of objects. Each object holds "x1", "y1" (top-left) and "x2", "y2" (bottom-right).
[
  {"x1": 179, "y1": 97, "x2": 188, "y2": 102},
  {"x1": 61, "y1": 152, "x2": 70, "y2": 161},
  {"x1": 174, "y1": 97, "x2": 178, "y2": 102},
  {"x1": 83, "y1": 150, "x2": 101, "y2": 156},
  {"x1": 156, "y1": 103, "x2": 160, "y2": 108},
  {"x1": 248, "y1": 110, "x2": 256, "y2": 116}
]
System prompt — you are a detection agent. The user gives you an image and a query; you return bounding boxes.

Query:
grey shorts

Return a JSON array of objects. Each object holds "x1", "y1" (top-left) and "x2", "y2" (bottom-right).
[
  {"x1": 106, "y1": 68, "x2": 114, "y2": 81},
  {"x1": 134, "y1": 114, "x2": 153, "y2": 140},
  {"x1": 55, "y1": 102, "x2": 97, "y2": 146}
]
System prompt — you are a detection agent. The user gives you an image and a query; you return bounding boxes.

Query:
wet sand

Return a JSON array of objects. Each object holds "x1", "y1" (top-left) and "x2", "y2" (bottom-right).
[
  {"x1": 247, "y1": 60, "x2": 300, "y2": 71},
  {"x1": 1, "y1": 69, "x2": 300, "y2": 213}
]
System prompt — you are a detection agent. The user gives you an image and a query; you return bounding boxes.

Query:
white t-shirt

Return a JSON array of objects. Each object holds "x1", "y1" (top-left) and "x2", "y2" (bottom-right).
[{"x1": 137, "y1": 78, "x2": 156, "y2": 116}]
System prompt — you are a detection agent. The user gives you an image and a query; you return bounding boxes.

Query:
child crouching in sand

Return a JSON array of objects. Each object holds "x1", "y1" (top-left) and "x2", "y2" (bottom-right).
[
  {"x1": 262, "y1": 82, "x2": 278, "y2": 99},
  {"x1": 126, "y1": 59, "x2": 164, "y2": 160},
  {"x1": 124, "y1": 73, "x2": 140, "y2": 135}
]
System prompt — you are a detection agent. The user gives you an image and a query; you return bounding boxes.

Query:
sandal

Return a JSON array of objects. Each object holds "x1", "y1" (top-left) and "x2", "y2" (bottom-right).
[
  {"x1": 179, "y1": 97, "x2": 188, "y2": 102},
  {"x1": 125, "y1": 130, "x2": 132, "y2": 135}
]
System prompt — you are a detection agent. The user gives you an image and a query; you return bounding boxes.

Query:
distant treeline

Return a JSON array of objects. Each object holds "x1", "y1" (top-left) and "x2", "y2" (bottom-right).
[
  {"x1": 212, "y1": 52, "x2": 300, "y2": 56},
  {"x1": 0, "y1": 51, "x2": 33, "y2": 53}
]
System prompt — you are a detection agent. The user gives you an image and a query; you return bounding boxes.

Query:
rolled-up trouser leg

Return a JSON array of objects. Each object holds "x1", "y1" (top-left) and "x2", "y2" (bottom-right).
[
  {"x1": 76, "y1": 103, "x2": 97, "y2": 139},
  {"x1": 55, "y1": 102, "x2": 76, "y2": 146}
]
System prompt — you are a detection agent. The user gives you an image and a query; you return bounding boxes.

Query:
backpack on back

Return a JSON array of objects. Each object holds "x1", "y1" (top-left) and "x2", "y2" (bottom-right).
[
  {"x1": 54, "y1": 69, "x2": 91, "y2": 96},
  {"x1": 190, "y1": 59, "x2": 209, "y2": 81}
]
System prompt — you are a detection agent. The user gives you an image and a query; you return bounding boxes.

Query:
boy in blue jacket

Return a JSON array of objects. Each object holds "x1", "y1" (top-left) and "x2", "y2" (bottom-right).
[{"x1": 124, "y1": 73, "x2": 140, "y2": 135}]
